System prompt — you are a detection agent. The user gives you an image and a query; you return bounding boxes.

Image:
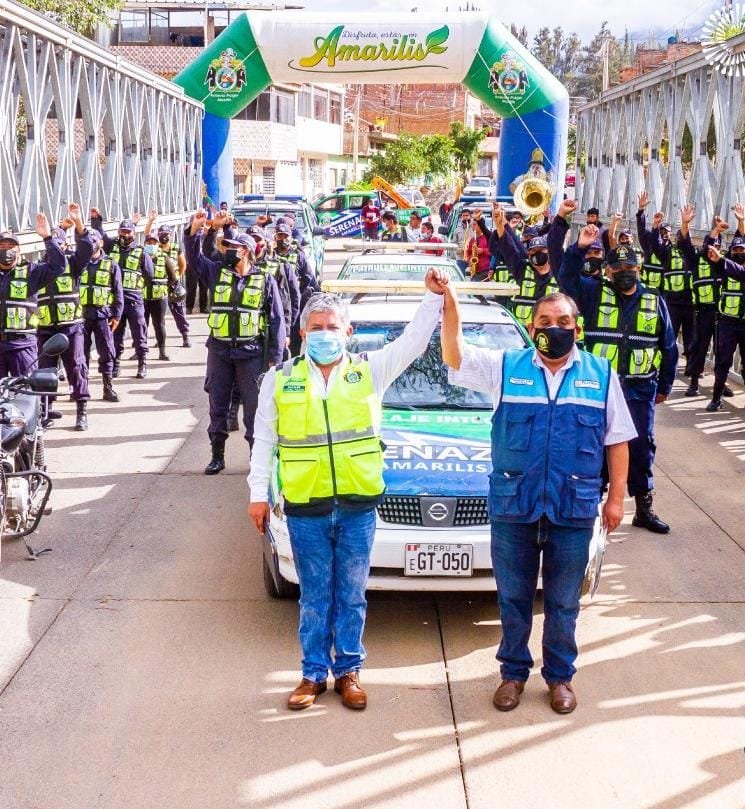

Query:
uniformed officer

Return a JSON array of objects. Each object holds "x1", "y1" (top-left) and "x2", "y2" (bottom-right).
[
  {"x1": 247, "y1": 272, "x2": 446, "y2": 711},
  {"x1": 440, "y1": 287, "x2": 635, "y2": 714},
  {"x1": 90, "y1": 210, "x2": 154, "y2": 379},
  {"x1": 274, "y1": 222, "x2": 319, "y2": 356},
  {"x1": 158, "y1": 225, "x2": 191, "y2": 348},
  {"x1": 183, "y1": 210, "x2": 286, "y2": 475},
  {"x1": 36, "y1": 203, "x2": 93, "y2": 430},
  {"x1": 635, "y1": 192, "x2": 664, "y2": 291},
  {"x1": 705, "y1": 226, "x2": 745, "y2": 412},
  {"x1": 142, "y1": 230, "x2": 179, "y2": 361},
  {"x1": 78, "y1": 229, "x2": 124, "y2": 403},
  {"x1": 0, "y1": 213, "x2": 64, "y2": 377},
  {"x1": 560, "y1": 227, "x2": 678, "y2": 534},
  {"x1": 491, "y1": 206, "x2": 560, "y2": 327}
]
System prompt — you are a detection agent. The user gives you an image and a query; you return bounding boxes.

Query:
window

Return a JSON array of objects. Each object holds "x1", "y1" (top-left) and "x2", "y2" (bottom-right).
[
  {"x1": 348, "y1": 196, "x2": 367, "y2": 210},
  {"x1": 118, "y1": 10, "x2": 148, "y2": 43},
  {"x1": 238, "y1": 92, "x2": 271, "y2": 121},
  {"x1": 150, "y1": 10, "x2": 168, "y2": 45},
  {"x1": 298, "y1": 90, "x2": 312, "y2": 118},
  {"x1": 262, "y1": 167, "x2": 276, "y2": 195},
  {"x1": 329, "y1": 94, "x2": 342, "y2": 125},
  {"x1": 316, "y1": 197, "x2": 343, "y2": 212},
  {"x1": 313, "y1": 91, "x2": 328, "y2": 122},
  {"x1": 273, "y1": 91, "x2": 295, "y2": 126}
]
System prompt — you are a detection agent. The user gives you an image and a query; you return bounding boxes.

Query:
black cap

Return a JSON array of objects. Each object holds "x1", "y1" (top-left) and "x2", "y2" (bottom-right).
[
  {"x1": 223, "y1": 233, "x2": 256, "y2": 251},
  {"x1": 157, "y1": 224, "x2": 173, "y2": 235},
  {"x1": 587, "y1": 207, "x2": 600, "y2": 216},
  {"x1": 275, "y1": 223, "x2": 292, "y2": 236},
  {"x1": 527, "y1": 236, "x2": 548, "y2": 251},
  {"x1": 606, "y1": 246, "x2": 640, "y2": 268},
  {"x1": 144, "y1": 230, "x2": 158, "y2": 242},
  {"x1": 118, "y1": 219, "x2": 135, "y2": 232},
  {"x1": 730, "y1": 235, "x2": 745, "y2": 248},
  {"x1": 0, "y1": 230, "x2": 19, "y2": 245},
  {"x1": 247, "y1": 225, "x2": 265, "y2": 239}
]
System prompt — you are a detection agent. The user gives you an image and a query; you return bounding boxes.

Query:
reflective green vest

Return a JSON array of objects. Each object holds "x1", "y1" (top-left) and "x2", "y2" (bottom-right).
[
  {"x1": 207, "y1": 268, "x2": 267, "y2": 342},
  {"x1": 381, "y1": 226, "x2": 405, "y2": 241},
  {"x1": 1, "y1": 263, "x2": 38, "y2": 334},
  {"x1": 642, "y1": 254, "x2": 663, "y2": 289},
  {"x1": 143, "y1": 252, "x2": 169, "y2": 301},
  {"x1": 80, "y1": 258, "x2": 115, "y2": 308},
  {"x1": 662, "y1": 246, "x2": 691, "y2": 295},
  {"x1": 584, "y1": 283, "x2": 662, "y2": 380},
  {"x1": 37, "y1": 264, "x2": 82, "y2": 327},
  {"x1": 692, "y1": 255, "x2": 716, "y2": 306},
  {"x1": 274, "y1": 355, "x2": 385, "y2": 506},
  {"x1": 109, "y1": 244, "x2": 145, "y2": 291},
  {"x1": 513, "y1": 265, "x2": 558, "y2": 326},
  {"x1": 719, "y1": 275, "x2": 745, "y2": 320}
]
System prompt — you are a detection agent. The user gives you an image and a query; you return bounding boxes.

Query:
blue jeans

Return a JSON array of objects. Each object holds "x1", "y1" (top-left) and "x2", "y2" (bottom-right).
[
  {"x1": 286, "y1": 507, "x2": 376, "y2": 683},
  {"x1": 490, "y1": 517, "x2": 591, "y2": 684}
]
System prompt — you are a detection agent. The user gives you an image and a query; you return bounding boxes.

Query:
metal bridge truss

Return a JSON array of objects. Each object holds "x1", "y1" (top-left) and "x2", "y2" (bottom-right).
[
  {"x1": 0, "y1": 0, "x2": 203, "y2": 240},
  {"x1": 576, "y1": 34, "x2": 745, "y2": 239}
]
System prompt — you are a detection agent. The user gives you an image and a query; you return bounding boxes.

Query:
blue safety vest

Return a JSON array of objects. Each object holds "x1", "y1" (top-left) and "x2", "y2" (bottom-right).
[{"x1": 489, "y1": 349, "x2": 610, "y2": 527}]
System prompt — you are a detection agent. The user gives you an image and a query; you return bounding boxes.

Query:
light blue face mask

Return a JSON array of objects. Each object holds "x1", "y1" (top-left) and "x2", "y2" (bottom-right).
[
  {"x1": 144, "y1": 243, "x2": 157, "y2": 256},
  {"x1": 305, "y1": 329, "x2": 345, "y2": 365}
]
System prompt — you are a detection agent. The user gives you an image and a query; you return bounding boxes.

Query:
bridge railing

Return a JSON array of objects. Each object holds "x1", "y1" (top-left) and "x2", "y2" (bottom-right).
[{"x1": 0, "y1": 0, "x2": 203, "y2": 248}]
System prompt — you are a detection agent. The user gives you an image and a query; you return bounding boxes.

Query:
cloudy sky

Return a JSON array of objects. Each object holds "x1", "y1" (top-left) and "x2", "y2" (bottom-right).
[{"x1": 291, "y1": 0, "x2": 722, "y2": 42}]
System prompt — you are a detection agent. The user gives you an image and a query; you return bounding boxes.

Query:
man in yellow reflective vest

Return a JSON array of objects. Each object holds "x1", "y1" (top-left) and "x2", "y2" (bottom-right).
[
  {"x1": 560, "y1": 226, "x2": 678, "y2": 534},
  {"x1": 247, "y1": 271, "x2": 447, "y2": 711}
]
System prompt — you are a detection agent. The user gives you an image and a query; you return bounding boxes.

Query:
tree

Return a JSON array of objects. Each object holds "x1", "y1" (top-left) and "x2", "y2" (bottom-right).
[
  {"x1": 363, "y1": 134, "x2": 426, "y2": 185},
  {"x1": 449, "y1": 122, "x2": 487, "y2": 179},
  {"x1": 19, "y1": 0, "x2": 122, "y2": 37},
  {"x1": 420, "y1": 133, "x2": 454, "y2": 179},
  {"x1": 509, "y1": 23, "x2": 529, "y2": 48}
]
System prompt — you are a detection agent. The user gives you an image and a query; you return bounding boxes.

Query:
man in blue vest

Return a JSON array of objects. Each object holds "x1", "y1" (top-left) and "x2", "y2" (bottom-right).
[
  {"x1": 440, "y1": 286, "x2": 636, "y2": 714},
  {"x1": 560, "y1": 227, "x2": 678, "y2": 534},
  {"x1": 247, "y1": 273, "x2": 446, "y2": 711}
]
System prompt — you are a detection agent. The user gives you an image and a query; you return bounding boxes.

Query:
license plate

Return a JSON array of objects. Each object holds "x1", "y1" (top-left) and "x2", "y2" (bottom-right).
[{"x1": 404, "y1": 543, "x2": 473, "y2": 577}]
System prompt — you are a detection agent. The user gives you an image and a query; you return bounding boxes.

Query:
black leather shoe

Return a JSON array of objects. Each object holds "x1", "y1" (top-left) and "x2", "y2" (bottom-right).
[
  {"x1": 684, "y1": 378, "x2": 700, "y2": 397},
  {"x1": 74, "y1": 401, "x2": 88, "y2": 431},
  {"x1": 705, "y1": 398, "x2": 723, "y2": 412},
  {"x1": 722, "y1": 384, "x2": 735, "y2": 397},
  {"x1": 182, "y1": 335, "x2": 191, "y2": 348},
  {"x1": 102, "y1": 375, "x2": 119, "y2": 402},
  {"x1": 136, "y1": 360, "x2": 147, "y2": 379},
  {"x1": 632, "y1": 492, "x2": 670, "y2": 534}
]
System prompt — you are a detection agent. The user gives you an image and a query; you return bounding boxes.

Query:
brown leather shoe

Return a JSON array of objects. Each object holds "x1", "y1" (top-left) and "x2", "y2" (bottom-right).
[
  {"x1": 492, "y1": 679, "x2": 525, "y2": 712},
  {"x1": 287, "y1": 678, "x2": 327, "y2": 710},
  {"x1": 548, "y1": 682, "x2": 577, "y2": 714},
  {"x1": 334, "y1": 672, "x2": 367, "y2": 710}
]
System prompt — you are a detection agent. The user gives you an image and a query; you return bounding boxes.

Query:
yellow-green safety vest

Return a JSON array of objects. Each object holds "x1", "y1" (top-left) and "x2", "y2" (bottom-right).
[
  {"x1": 719, "y1": 275, "x2": 745, "y2": 320},
  {"x1": 662, "y1": 246, "x2": 691, "y2": 295},
  {"x1": 692, "y1": 255, "x2": 716, "y2": 306},
  {"x1": 37, "y1": 264, "x2": 82, "y2": 327},
  {"x1": 80, "y1": 257, "x2": 115, "y2": 308},
  {"x1": 109, "y1": 244, "x2": 145, "y2": 291},
  {"x1": 274, "y1": 355, "x2": 385, "y2": 506},
  {"x1": 513, "y1": 265, "x2": 558, "y2": 326},
  {"x1": 207, "y1": 267, "x2": 267, "y2": 342},
  {"x1": 584, "y1": 283, "x2": 662, "y2": 380},
  {"x1": 1, "y1": 263, "x2": 38, "y2": 333},
  {"x1": 143, "y1": 252, "x2": 169, "y2": 301},
  {"x1": 642, "y1": 254, "x2": 663, "y2": 290}
]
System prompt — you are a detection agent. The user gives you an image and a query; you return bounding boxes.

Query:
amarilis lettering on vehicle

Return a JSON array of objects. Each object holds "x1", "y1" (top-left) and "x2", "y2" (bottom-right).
[{"x1": 298, "y1": 25, "x2": 449, "y2": 69}]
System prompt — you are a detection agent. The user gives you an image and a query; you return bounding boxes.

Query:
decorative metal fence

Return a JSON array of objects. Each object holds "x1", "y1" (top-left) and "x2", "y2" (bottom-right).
[{"x1": 0, "y1": 0, "x2": 203, "y2": 242}]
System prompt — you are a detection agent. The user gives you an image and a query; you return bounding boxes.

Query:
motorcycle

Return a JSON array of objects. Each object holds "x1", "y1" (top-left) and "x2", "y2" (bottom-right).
[{"x1": 0, "y1": 332, "x2": 69, "y2": 560}]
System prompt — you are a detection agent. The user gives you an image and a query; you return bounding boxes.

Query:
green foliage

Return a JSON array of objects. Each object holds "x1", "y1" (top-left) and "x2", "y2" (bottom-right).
[
  {"x1": 509, "y1": 23, "x2": 529, "y2": 48},
  {"x1": 18, "y1": 0, "x2": 122, "y2": 36},
  {"x1": 363, "y1": 134, "x2": 427, "y2": 185},
  {"x1": 420, "y1": 134, "x2": 453, "y2": 178},
  {"x1": 347, "y1": 180, "x2": 374, "y2": 192},
  {"x1": 449, "y1": 122, "x2": 487, "y2": 178}
]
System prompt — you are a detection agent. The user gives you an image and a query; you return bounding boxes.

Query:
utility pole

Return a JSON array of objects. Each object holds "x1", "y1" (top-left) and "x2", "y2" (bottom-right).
[{"x1": 352, "y1": 89, "x2": 361, "y2": 182}]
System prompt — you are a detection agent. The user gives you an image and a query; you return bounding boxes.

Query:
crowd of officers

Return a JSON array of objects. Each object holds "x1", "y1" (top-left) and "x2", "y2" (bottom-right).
[
  {"x1": 0, "y1": 202, "x2": 316, "y2": 450},
  {"x1": 448, "y1": 193, "x2": 745, "y2": 535}
]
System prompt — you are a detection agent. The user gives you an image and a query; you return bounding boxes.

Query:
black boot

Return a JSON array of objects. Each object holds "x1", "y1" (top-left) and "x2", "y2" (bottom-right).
[
  {"x1": 227, "y1": 400, "x2": 240, "y2": 432},
  {"x1": 112, "y1": 358, "x2": 121, "y2": 378},
  {"x1": 182, "y1": 334, "x2": 191, "y2": 348},
  {"x1": 158, "y1": 345, "x2": 170, "y2": 361},
  {"x1": 684, "y1": 376, "x2": 700, "y2": 397},
  {"x1": 136, "y1": 359, "x2": 147, "y2": 379},
  {"x1": 705, "y1": 398, "x2": 723, "y2": 412},
  {"x1": 204, "y1": 440, "x2": 226, "y2": 475},
  {"x1": 722, "y1": 384, "x2": 735, "y2": 397},
  {"x1": 632, "y1": 492, "x2": 670, "y2": 534},
  {"x1": 102, "y1": 374, "x2": 119, "y2": 403},
  {"x1": 75, "y1": 400, "x2": 88, "y2": 431}
]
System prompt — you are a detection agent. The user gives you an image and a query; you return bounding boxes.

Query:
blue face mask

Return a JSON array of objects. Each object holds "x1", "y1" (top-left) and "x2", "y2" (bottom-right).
[
  {"x1": 305, "y1": 329, "x2": 345, "y2": 365},
  {"x1": 144, "y1": 243, "x2": 157, "y2": 256}
]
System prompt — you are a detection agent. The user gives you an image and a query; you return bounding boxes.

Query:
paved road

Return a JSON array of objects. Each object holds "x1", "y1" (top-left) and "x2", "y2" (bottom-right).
[{"x1": 1, "y1": 244, "x2": 744, "y2": 809}]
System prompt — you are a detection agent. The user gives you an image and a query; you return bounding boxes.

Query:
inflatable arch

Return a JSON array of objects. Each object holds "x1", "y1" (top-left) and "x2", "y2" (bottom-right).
[{"x1": 174, "y1": 13, "x2": 568, "y2": 209}]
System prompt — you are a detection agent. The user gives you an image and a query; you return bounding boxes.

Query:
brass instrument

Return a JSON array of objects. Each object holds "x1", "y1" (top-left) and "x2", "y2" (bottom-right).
[{"x1": 513, "y1": 177, "x2": 554, "y2": 222}]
